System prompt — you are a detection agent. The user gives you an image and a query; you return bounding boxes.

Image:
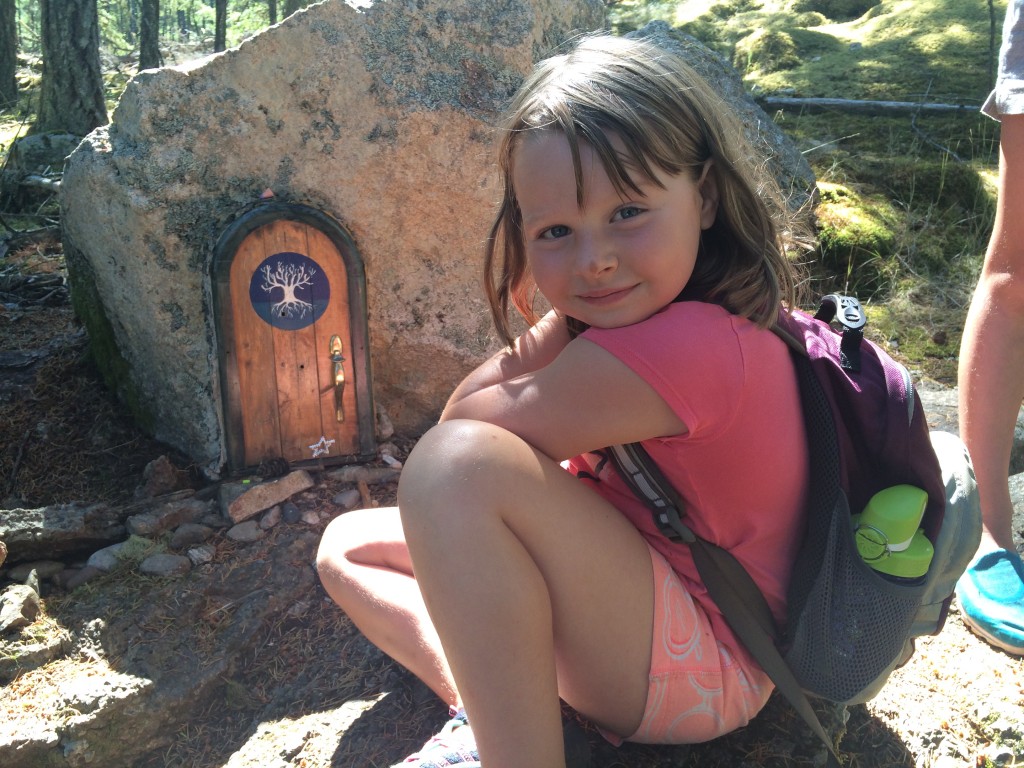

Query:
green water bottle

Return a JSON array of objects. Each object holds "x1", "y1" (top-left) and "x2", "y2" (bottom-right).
[{"x1": 851, "y1": 485, "x2": 934, "y2": 580}]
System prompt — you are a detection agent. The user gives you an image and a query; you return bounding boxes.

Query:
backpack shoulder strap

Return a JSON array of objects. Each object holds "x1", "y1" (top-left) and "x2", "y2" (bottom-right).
[{"x1": 608, "y1": 391, "x2": 844, "y2": 765}]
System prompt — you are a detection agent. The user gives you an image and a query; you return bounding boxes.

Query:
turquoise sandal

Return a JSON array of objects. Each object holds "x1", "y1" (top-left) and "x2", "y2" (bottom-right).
[{"x1": 956, "y1": 548, "x2": 1024, "y2": 656}]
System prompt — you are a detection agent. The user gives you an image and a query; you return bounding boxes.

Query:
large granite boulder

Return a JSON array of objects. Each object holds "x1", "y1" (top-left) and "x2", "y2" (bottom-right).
[{"x1": 60, "y1": 1, "x2": 814, "y2": 477}]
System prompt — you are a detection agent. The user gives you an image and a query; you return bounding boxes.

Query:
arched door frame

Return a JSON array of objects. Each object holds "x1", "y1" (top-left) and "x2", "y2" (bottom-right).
[{"x1": 213, "y1": 201, "x2": 375, "y2": 472}]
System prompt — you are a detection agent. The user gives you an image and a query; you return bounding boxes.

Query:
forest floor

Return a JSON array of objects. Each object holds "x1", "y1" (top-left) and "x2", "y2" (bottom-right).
[{"x1": 2, "y1": 229, "x2": 1023, "y2": 768}]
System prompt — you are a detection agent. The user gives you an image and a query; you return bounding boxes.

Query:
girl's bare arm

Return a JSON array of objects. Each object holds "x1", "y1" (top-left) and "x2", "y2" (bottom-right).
[{"x1": 440, "y1": 327, "x2": 685, "y2": 461}]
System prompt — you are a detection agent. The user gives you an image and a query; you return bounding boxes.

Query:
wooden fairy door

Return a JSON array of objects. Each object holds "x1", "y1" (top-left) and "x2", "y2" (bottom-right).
[{"x1": 214, "y1": 204, "x2": 375, "y2": 472}]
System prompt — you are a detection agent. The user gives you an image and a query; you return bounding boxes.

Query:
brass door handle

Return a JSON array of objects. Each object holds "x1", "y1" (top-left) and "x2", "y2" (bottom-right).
[{"x1": 329, "y1": 335, "x2": 346, "y2": 422}]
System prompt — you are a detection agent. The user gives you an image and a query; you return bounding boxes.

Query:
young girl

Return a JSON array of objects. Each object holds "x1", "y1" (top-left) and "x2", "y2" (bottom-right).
[{"x1": 317, "y1": 33, "x2": 812, "y2": 768}]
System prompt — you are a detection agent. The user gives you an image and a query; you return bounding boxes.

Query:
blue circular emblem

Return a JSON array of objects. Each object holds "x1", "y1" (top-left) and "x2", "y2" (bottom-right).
[{"x1": 249, "y1": 252, "x2": 330, "y2": 330}]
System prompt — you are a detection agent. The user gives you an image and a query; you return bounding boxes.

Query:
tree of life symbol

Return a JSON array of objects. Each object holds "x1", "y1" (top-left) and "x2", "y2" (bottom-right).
[
  {"x1": 249, "y1": 251, "x2": 330, "y2": 331},
  {"x1": 261, "y1": 261, "x2": 316, "y2": 318}
]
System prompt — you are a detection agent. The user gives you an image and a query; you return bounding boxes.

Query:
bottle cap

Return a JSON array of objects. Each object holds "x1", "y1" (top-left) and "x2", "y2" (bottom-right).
[{"x1": 858, "y1": 484, "x2": 928, "y2": 552}]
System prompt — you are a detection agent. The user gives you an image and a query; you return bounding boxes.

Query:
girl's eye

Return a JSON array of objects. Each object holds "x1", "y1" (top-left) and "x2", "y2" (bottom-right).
[
  {"x1": 614, "y1": 206, "x2": 644, "y2": 222},
  {"x1": 540, "y1": 225, "x2": 571, "y2": 240}
]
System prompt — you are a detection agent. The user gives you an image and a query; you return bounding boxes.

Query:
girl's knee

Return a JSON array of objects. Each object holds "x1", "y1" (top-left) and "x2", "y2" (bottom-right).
[
  {"x1": 397, "y1": 421, "x2": 528, "y2": 536},
  {"x1": 403, "y1": 419, "x2": 525, "y2": 480}
]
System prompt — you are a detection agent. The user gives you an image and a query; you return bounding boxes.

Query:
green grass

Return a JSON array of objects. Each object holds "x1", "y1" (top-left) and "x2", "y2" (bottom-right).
[
  {"x1": 609, "y1": 0, "x2": 1003, "y2": 383},
  {"x1": 2, "y1": 0, "x2": 1005, "y2": 385}
]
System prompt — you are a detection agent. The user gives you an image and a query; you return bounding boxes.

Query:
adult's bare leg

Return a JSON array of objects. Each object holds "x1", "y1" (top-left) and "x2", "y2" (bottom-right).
[
  {"x1": 959, "y1": 114, "x2": 1024, "y2": 553},
  {"x1": 398, "y1": 419, "x2": 656, "y2": 768},
  {"x1": 956, "y1": 113, "x2": 1024, "y2": 656},
  {"x1": 316, "y1": 507, "x2": 459, "y2": 706}
]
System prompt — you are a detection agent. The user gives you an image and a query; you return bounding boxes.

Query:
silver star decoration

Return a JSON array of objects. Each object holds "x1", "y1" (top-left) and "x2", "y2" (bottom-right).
[{"x1": 309, "y1": 435, "x2": 336, "y2": 458}]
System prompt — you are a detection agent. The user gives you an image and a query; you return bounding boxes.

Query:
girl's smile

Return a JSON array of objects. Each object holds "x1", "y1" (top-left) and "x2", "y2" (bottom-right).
[{"x1": 513, "y1": 130, "x2": 719, "y2": 329}]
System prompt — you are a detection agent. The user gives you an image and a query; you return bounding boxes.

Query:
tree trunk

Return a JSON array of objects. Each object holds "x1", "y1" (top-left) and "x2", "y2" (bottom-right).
[
  {"x1": 268, "y1": 0, "x2": 277, "y2": 26},
  {"x1": 177, "y1": 10, "x2": 189, "y2": 42},
  {"x1": 0, "y1": 0, "x2": 16, "y2": 108},
  {"x1": 214, "y1": 0, "x2": 227, "y2": 52},
  {"x1": 126, "y1": 0, "x2": 138, "y2": 44},
  {"x1": 35, "y1": 0, "x2": 107, "y2": 136},
  {"x1": 139, "y1": 0, "x2": 162, "y2": 71},
  {"x1": 18, "y1": 1, "x2": 40, "y2": 56}
]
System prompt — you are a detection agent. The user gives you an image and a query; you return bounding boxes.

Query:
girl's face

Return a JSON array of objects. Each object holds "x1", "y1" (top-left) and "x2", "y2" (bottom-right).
[{"x1": 513, "y1": 130, "x2": 718, "y2": 330}]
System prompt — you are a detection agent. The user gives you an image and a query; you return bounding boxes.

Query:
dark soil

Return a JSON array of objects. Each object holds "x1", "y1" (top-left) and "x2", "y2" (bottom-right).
[
  {"x1": 0, "y1": 233, "x2": 177, "y2": 509},
  {"x1": 2, "y1": 238, "x2": 1022, "y2": 768}
]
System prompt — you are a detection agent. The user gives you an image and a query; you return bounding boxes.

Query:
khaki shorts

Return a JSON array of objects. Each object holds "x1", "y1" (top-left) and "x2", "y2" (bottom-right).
[{"x1": 614, "y1": 544, "x2": 774, "y2": 745}]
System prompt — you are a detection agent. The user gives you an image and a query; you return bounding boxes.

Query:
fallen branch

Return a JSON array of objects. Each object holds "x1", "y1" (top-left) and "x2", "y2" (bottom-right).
[
  {"x1": 755, "y1": 96, "x2": 981, "y2": 116},
  {"x1": 21, "y1": 174, "x2": 62, "y2": 193},
  {"x1": 0, "y1": 225, "x2": 61, "y2": 260}
]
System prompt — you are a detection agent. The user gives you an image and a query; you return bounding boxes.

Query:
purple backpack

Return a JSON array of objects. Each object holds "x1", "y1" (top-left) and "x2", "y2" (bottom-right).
[
  {"x1": 774, "y1": 295, "x2": 979, "y2": 702},
  {"x1": 611, "y1": 295, "x2": 981, "y2": 762}
]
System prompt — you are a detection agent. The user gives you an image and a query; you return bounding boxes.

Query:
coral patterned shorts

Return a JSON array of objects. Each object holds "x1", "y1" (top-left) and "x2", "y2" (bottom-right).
[{"x1": 612, "y1": 544, "x2": 775, "y2": 745}]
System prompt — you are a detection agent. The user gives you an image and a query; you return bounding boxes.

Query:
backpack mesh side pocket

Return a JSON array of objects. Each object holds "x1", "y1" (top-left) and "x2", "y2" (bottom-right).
[
  {"x1": 784, "y1": 487, "x2": 925, "y2": 702},
  {"x1": 783, "y1": 351, "x2": 926, "y2": 703}
]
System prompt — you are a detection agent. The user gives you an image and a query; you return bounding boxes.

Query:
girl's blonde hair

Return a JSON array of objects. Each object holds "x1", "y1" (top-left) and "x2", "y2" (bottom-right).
[{"x1": 484, "y1": 33, "x2": 811, "y2": 346}]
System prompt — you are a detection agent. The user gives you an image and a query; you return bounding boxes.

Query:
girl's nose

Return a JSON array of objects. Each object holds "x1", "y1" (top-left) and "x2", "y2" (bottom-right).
[{"x1": 575, "y1": 234, "x2": 616, "y2": 275}]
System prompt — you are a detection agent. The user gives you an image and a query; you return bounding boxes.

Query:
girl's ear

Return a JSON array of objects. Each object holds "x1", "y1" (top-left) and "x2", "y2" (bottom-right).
[{"x1": 697, "y1": 160, "x2": 719, "y2": 230}]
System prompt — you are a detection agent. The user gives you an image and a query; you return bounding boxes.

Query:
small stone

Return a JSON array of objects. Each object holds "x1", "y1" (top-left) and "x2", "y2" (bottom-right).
[
  {"x1": 259, "y1": 505, "x2": 282, "y2": 530},
  {"x1": 186, "y1": 543, "x2": 216, "y2": 565},
  {"x1": 380, "y1": 453, "x2": 403, "y2": 469},
  {"x1": 169, "y1": 523, "x2": 214, "y2": 550},
  {"x1": 135, "y1": 454, "x2": 190, "y2": 498},
  {"x1": 226, "y1": 470, "x2": 314, "y2": 523},
  {"x1": 64, "y1": 566, "x2": 104, "y2": 591},
  {"x1": 300, "y1": 509, "x2": 321, "y2": 526},
  {"x1": 138, "y1": 553, "x2": 192, "y2": 577},
  {"x1": 200, "y1": 512, "x2": 230, "y2": 528},
  {"x1": 7, "y1": 560, "x2": 65, "y2": 582},
  {"x1": 61, "y1": 739, "x2": 95, "y2": 764},
  {"x1": 0, "y1": 583, "x2": 41, "y2": 632},
  {"x1": 226, "y1": 520, "x2": 264, "y2": 542},
  {"x1": 281, "y1": 502, "x2": 301, "y2": 524},
  {"x1": 127, "y1": 497, "x2": 209, "y2": 536},
  {"x1": 332, "y1": 488, "x2": 361, "y2": 509},
  {"x1": 53, "y1": 568, "x2": 79, "y2": 590},
  {"x1": 218, "y1": 481, "x2": 250, "y2": 512},
  {"x1": 376, "y1": 404, "x2": 395, "y2": 440},
  {"x1": 87, "y1": 542, "x2": 127, "y2": 572}
]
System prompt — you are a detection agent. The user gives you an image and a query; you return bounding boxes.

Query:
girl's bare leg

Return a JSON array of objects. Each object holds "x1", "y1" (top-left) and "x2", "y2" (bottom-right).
[
  {"x1": 398, "y1": 419, "x2": 656, "y2": 768},
  {"x1": 316, "y1": 507, "x2": 459, "y2": 706}
]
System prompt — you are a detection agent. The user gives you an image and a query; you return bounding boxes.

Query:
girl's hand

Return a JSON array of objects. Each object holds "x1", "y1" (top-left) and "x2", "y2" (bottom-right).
[{"x1": 440, "y1": 330, "x2": 685, "y2": 461}]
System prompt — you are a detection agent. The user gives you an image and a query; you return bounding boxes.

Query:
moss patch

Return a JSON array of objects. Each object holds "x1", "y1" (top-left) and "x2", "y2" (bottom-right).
[
  {"x1": 63, "y1": 242, "x2": 156, "y2": 436},
  {"x1": 864, "y1": 293, "x2": 964, "y2": 385},
  {"x1": 811, "y1": 181, "x2": 901, "y2": 297},
  {"x1": 734, "y1": 29, "x2": 801, "y2": 75}
]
